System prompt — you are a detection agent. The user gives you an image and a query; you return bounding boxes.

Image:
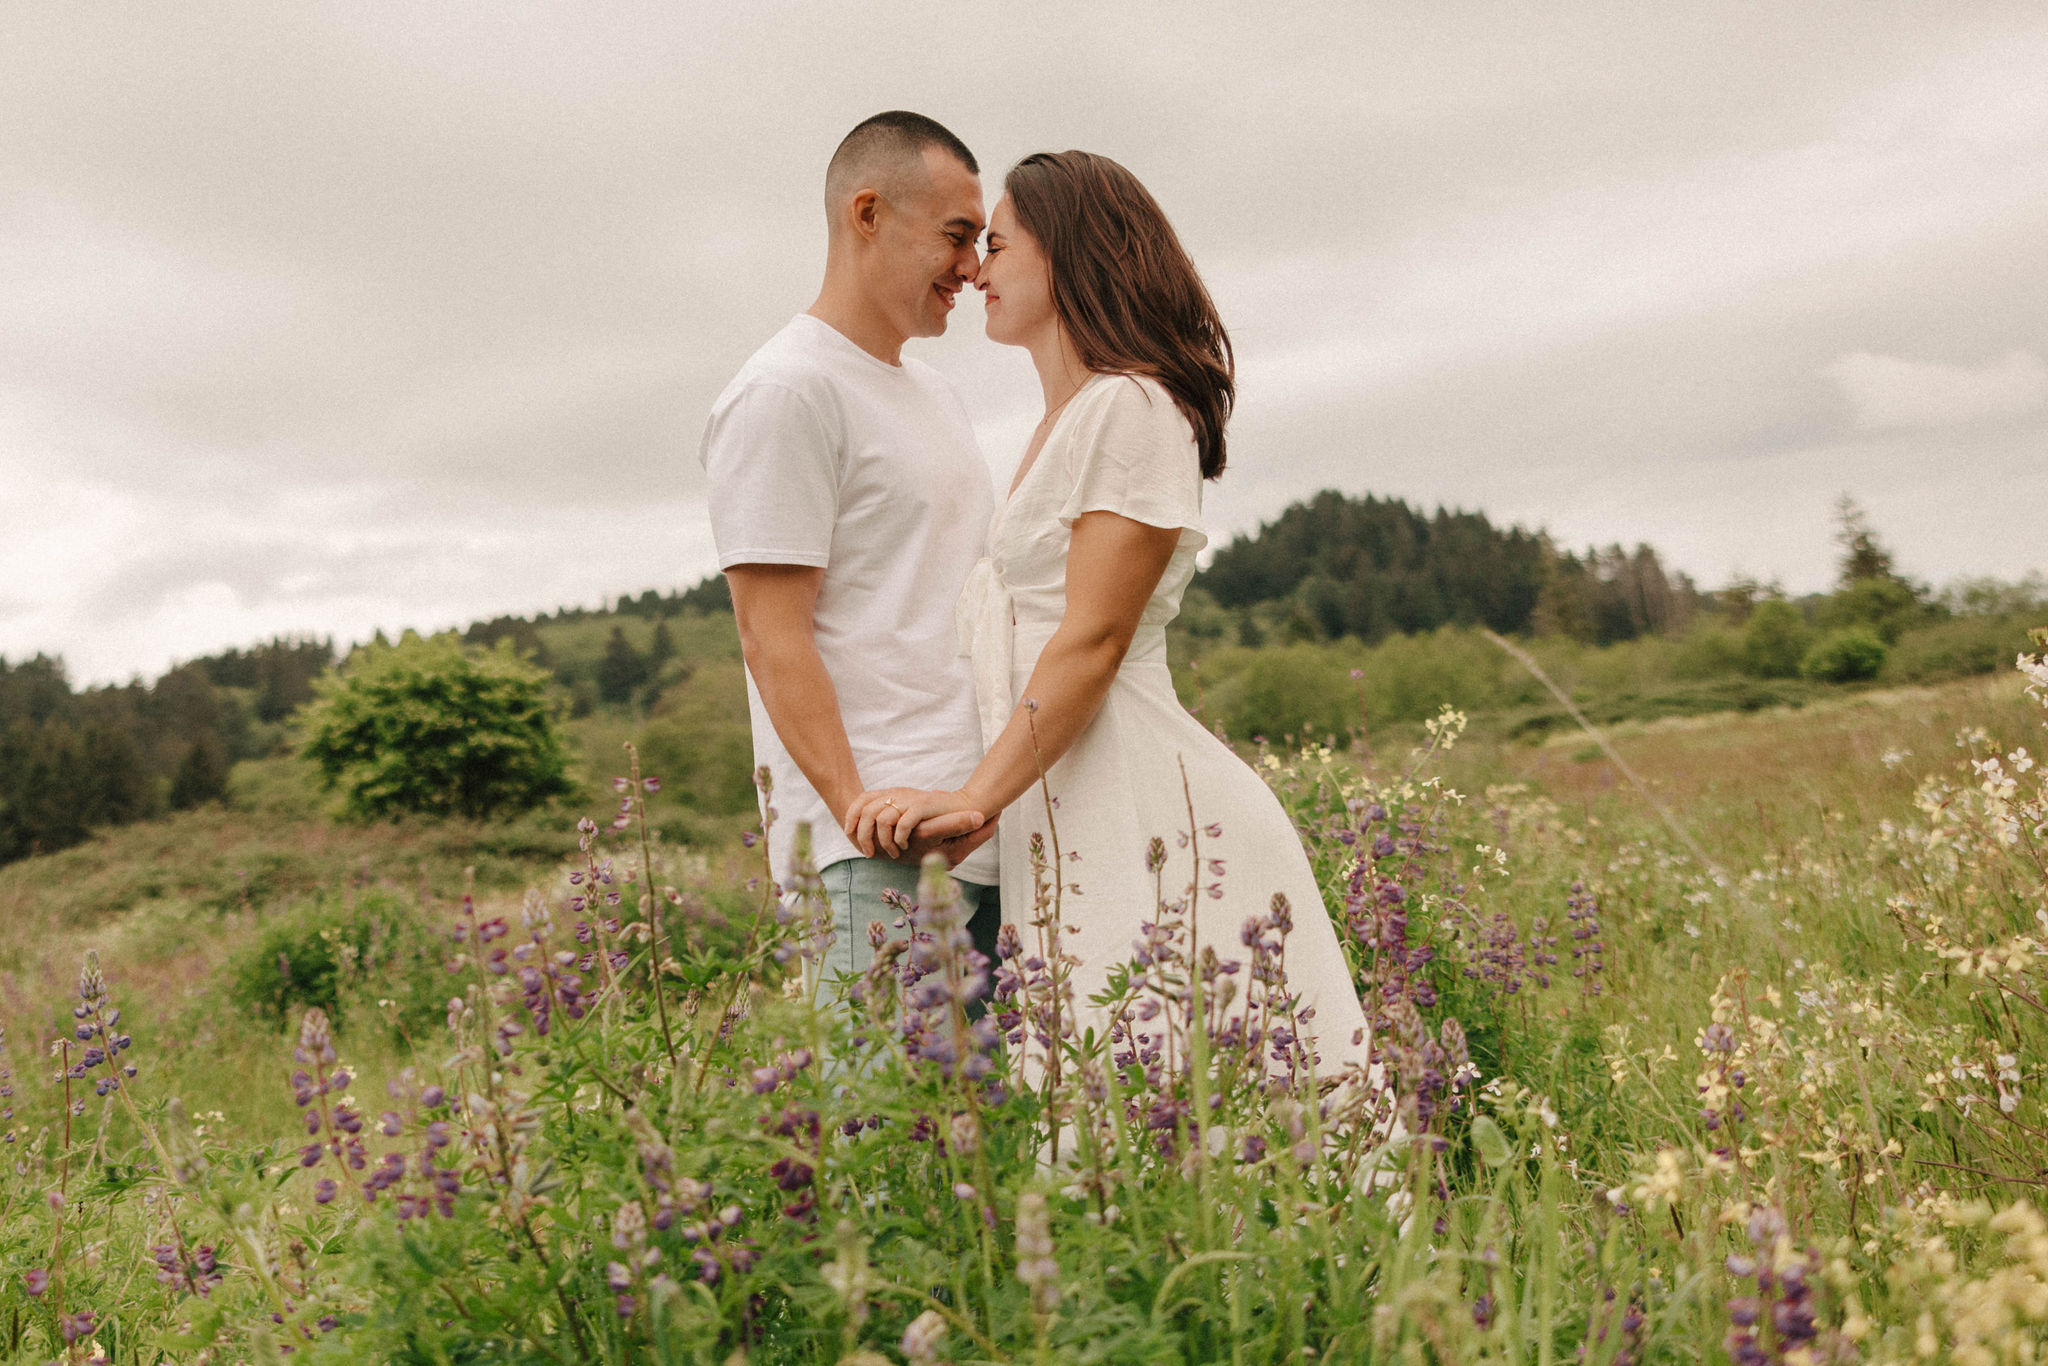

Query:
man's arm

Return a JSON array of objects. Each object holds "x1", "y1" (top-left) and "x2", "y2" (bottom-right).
[
  {"x1": 727, "y1": 563, "x2": 865, "y2": 823},
  {"x1": 727, "y1": 564, "x2": 983, "y2": 856}
]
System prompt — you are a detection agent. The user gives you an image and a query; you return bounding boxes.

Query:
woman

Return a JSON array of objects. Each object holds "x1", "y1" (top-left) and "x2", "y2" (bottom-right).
[{"x1": 843, "y1": 151, "x2": 1371, "y2": 1077}]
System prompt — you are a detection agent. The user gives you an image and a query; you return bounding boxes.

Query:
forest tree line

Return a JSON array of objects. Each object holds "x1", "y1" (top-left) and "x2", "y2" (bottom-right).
[
  {"x1": 1196, "y1": 490, "x2": 1709, "y2": 646},
  {"x1": 3, "y1": 490, "x2": 2038, "y2": 866},
  {"x1": 0, "y1": 639, "x2": 332, "y2": 862}
]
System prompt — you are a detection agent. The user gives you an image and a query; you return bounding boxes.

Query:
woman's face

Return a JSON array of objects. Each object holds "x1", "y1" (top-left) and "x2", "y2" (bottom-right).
[{"x1": 975, "y1": 196, "x2": 1057, "y2": 348}]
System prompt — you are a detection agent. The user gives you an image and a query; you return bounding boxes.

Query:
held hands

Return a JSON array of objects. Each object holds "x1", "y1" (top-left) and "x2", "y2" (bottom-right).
[{"x1": 843, "y1": 787, "x2": 988, "y2": 863}]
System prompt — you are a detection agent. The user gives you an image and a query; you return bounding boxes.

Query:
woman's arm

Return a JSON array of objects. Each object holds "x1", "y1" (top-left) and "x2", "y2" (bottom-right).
[{"x1": 847, "y1": 510, "x2": 1182, "y2": 858}]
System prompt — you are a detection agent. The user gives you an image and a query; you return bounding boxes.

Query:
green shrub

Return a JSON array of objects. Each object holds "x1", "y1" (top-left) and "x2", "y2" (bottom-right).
[
  {"x1": 1801, "y1": 627, "x2": 1888, "y2": 682},
  {"x1": 223, "y1": 890, "x2": 445, "y2": 1035},
  {"x1": 1668, "y1": 625, "x2": 1745, "y2": 681},
  {"x1": 1223, "y1": 643, "x2": 1357, "y2": 742},
  {"x1": 1198, "y1": 629, "x2": 1520, "y2": 742},
  {"x1": 1816, "y1": 576, "x2": 1922, "y2": 644},
  {"x1": 1361, "y1": 628, "x2": 1516, "y2": 722},
  {"x1": 1884, "y1": 614, "x2": 2043, "y2": 683},
  {"x1": 299, "y1": 634, "x2": 576, "y2": 822},
  {"x1": 1741, "y1": 600, "x2": 1811, "y2": 678}
]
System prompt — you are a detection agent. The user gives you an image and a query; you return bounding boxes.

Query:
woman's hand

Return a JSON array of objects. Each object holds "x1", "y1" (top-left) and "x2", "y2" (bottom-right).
[{"x1": 843, "y1": 787, "x2": 985, "y2": 860}]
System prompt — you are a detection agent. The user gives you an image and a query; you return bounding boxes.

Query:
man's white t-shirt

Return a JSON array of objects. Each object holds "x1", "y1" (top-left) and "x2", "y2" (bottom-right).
[{"x1": 700, "y1": 313, "x2": 997, "y2": 886}]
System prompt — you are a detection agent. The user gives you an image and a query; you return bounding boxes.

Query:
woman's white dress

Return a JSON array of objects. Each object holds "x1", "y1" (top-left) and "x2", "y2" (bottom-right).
[{"x1": 958, "y1": 373, "x2": 1373, "y2": 1075}]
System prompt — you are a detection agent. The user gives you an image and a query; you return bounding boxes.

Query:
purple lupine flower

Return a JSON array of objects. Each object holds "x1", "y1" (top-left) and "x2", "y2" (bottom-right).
[
  {"x1": 1721, "y1": 1206, "x2": 1824, "y2": 1365},
  {"x1": 70, "y1": 951, "x2": 139, "y2": 1100},
  {"x1": 1565, "y1": 880, "x2": 1606, "y2": 996}
]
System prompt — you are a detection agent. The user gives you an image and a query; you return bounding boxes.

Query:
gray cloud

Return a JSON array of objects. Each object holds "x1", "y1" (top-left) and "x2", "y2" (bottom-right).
[
  {"x1": 3, "y1": 1, "x2": 2045, "y2": 683},
  {"x1": 1823, "y1": 350, "x2": 2047, "y2": 429}
]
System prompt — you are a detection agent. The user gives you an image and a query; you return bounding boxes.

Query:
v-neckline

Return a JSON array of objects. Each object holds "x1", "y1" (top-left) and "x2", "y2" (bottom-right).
[{"x1": 1004, "y1": 373, "x2": 1108, "y2": 506}]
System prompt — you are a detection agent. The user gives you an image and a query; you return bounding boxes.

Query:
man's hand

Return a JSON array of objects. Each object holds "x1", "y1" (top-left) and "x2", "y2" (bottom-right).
[
  {"x1": 844, "y1": 787, "x2": 984, "y2": 860},
  {"x1": 908, "y1": 814, "x2": 998, "y2": 868}
]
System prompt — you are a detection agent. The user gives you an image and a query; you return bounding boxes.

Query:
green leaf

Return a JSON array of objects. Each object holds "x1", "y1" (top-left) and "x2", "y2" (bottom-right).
[{"x1": 1471, "y1": 1115, "x2": 1514, "y2": 1169}]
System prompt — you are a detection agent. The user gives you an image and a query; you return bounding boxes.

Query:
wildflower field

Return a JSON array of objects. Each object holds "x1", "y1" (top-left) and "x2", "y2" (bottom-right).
[{"x1": 2, "y1": 641, "x2": 2045, "y2": 1365}]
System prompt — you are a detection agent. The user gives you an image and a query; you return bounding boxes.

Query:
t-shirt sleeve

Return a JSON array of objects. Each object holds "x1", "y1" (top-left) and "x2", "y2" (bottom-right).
[
  {"x1": 1055, "y1": 376, "x2": 1208, "y2": 552},
  {"x1": 700, "y1": 381, "x2": 838, "y2": 570}
]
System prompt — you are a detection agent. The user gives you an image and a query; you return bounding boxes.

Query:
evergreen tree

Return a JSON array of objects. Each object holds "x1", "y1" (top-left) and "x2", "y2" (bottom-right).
[
  {"x1": 596, "y1": 627, "x2": 650, "y2": 706},
  {"x1": 0, "y1": 719, "x2": 151, "y2": 860},
  {"x1": 1534, "y1": 543, "x2": 1687, "y2": 645},
  {"x1": 463, "y1": 616, "x2": 551, "y2": 668},
  {"x1": 0, "y1": 655, "x2": 72, "y2": 730},
  {"x1": 168, "y1": 732, "x2": 230, "y2": 810},
  {"x1": 1833, "y1": 495, "x2": 1897, "y2": 587},
  {"x1": 677, "y1": 573, "x2": 733, "y2": 615}
]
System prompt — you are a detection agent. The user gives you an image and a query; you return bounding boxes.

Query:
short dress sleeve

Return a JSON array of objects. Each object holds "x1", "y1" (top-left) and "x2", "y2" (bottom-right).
[{"x1": 1055, "y1": 375, "x2": 1209, "y2": 553}]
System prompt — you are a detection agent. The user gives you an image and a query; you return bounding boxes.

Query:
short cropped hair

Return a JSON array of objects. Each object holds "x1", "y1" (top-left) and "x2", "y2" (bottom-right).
[{"x1": 824, "y1": 111, "x2": 978, "y2": 213}]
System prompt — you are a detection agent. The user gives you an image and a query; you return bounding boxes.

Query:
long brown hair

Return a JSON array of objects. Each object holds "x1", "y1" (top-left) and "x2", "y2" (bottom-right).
[{"x1": 1005, "y1": 151, "x2": 1235, "y2": 479}]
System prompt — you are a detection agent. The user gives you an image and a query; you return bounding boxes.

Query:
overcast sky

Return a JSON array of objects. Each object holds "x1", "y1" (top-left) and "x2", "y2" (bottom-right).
[{"x1": 5, "y1": 2, "x2": 2045, "y2": 685}]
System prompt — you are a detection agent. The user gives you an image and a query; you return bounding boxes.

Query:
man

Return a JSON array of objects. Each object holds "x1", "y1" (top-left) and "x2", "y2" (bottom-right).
[{"x1": 700, "y1": 111, "x2": 999, "y2": 989}]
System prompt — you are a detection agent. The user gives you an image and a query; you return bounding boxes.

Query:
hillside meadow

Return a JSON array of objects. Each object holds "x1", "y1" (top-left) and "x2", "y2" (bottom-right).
[{"x1": 0, "y1": 640, "x2": 2043, "y2": 1362}]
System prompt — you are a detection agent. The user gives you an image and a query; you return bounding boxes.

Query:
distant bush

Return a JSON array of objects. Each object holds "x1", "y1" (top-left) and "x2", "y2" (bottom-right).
[
  {"x1": 1359, "y1": 628, "x2": 1515, "y2": 722},
  {"x1": 1223, "y1": 644, "x2": 1358, "y2": 742},
  {"x1": 1505, "y1": 676, "x2": 1817, "y2": 739},
  {"x1": 1940, "y1": 574, "x2": 2046, "y2": 619},
  {"x1": 1667, "y1": 626, "x2": 1745, "y2": 681},
  {"x1": 1885, "y1": 614, "x2": 2043, "y2": 683},
  {"x1": 1814, "y1": 577, "x2": 1923, "y2": 644},
  {"x1": 1195, "y1": 628, "x2": 1523, "y2": 743},
  {"x1": 223, "y1": 890, "x2": 445, "y2": 1035},
  {"x1": 300, "y1": 634, "x2": 576, "y2": 822},
  {"x1": 1800, "y1": 628, "x2": 1888, "y2": 682},
  {"x1": 1741, "y1": 601, "x2": 1811, "y2": 678}
]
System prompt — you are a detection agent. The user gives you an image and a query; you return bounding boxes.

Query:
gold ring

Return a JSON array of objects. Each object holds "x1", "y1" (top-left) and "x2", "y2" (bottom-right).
[{"x1": 881, "y1": 799, "x2": 901, "y2": 812}]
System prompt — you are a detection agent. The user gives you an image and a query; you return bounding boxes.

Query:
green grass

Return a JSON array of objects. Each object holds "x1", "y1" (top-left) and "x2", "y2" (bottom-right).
[{"x1": 1, "y1": 665, "x2": 2045, "y2": 1363}]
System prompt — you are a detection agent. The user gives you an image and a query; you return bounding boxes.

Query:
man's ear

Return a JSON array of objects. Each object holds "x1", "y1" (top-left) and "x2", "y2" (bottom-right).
[{"x1": 847, "y1": 188, "x2": 883, "y2": 243}]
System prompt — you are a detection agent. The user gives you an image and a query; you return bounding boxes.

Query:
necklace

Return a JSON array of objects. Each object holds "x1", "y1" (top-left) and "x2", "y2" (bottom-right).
[{"x1": 1034, "y1": 378, "x2": 1087, "y2": 435}]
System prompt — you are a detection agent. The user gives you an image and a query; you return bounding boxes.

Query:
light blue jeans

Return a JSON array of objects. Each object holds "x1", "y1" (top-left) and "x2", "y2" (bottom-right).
[{"x1": 814, "y1": 857, "x2": 1001, "y2": 1007}]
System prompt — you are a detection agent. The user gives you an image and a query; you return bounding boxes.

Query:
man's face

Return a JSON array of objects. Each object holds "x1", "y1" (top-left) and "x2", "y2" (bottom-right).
[{"x1": 872, "y1": 147, "x2": 985, "y2": 340}]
